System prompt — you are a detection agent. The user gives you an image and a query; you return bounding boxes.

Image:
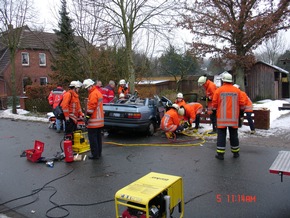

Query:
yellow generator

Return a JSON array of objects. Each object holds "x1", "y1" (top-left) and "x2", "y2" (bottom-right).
[
  {"x1": 115, "y1": 172, "x2": 184, "y2": 218},
  {"x1": 72, "y1": 130, "x2": 90, "y2": 154}
]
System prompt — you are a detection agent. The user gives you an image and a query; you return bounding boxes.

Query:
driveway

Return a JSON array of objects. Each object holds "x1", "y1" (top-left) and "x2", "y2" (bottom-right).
[{"x1": 0, "y1": 118, "x2": 290, "y2": 218}]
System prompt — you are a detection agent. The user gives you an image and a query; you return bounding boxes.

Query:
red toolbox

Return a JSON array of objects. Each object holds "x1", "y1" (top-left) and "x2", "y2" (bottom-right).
[{"x1": 25, "y1": 140, "x2": 45, "y2": 162}]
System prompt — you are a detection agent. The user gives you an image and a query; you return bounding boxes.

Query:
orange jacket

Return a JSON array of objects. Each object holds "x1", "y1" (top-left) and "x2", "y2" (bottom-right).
[
  {"x1": 118, "y1": 85, "x2": 130, "y2": 95},
  {"x1": 175, "y1": 99, "x2": 186, "y2": 107},
  {"x1": 203, "y1": 80, "x2": 217, "y2": 109},
  {"x1": 183, "y1": 103, "x2": 203, "y2": 124},
  {"x1": 47, "y1": 86, "x2": 65, "y2": 109},
  {"x1": 212, "y1": 83, "x2": 245, "y2": 128},
  {"x1": 161, "y1": 108, "x2": 180, "y2": 132},
  {"x1": 240, "y1": 91, "x2": 253, "y2": 112},
  {"x1": 60, "y1": 90, "x2": 84, "y2": 124},
  {"x1": 86, "y1": 86, "x2": 104, "y2": 129}
]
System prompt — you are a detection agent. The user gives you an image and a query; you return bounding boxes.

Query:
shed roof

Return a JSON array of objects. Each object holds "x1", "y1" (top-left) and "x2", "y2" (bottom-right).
[{"x1": 257, "y1": 61, "x2": 289, "y2": 74}]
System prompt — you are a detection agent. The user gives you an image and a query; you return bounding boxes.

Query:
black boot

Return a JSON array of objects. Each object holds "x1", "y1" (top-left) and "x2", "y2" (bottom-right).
[
  {"x1": 233, "y1": 152, "x2": 240, "y2": 158},
  {"x1": 215, "y1": 153, "x2": 224, "y2": 160}
]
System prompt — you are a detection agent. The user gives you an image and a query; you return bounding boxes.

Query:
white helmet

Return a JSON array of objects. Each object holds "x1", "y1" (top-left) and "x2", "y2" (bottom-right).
[
  {"x1": 69, "y1": 81, "x2": 78, "y2": 87},
  {"x1": 198, "y1": 76, "x2": 207, "y2": 86},
  {"x1": 119, "y1": 79, "x2": 126, "y2": 85},
  {"x1": 178, "y1": 107, "x2": 185, "y2": 116},
  {"x1": 75, "y1": 80, "x2": 83, "y2": 88},
  {"x1": 222, "y1": 72, "x2": 233, "y2": 83},
  {"x1": 119, "y1": 93, "x2": 125, "y2": 98},
  {"x1": 83, "y1": 79, "x2": 95, "y2": 89},
  {"x1": 171, "y1": 103, "x2": 180, "y2": 110},
  {"x1": 233, "y1": 84, "x2": 240, "y2": 89},
  {"x1": 176, "y1": 93, "x2": 183, "y2": 98}
]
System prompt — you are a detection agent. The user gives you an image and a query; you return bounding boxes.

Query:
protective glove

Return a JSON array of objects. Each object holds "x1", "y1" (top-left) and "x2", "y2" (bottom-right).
[
  {"x1": 123, "y1": 87, "x2": 128, "y2": 91},
  {"x1": 85, "y1": 114, "x2": 91, "y2": 125},
  {"x1": 200, "y1": 96, "x2": 207, "y2": 101},
  {"x1": 239, "y1": 110, "x2": 244, "y2": 127},
  {"x1": 65, "y1": 119, "x2": 70, "y2": 126},
  {"x1": 183, "y1": 121, "x2": 191, "y2": 129},
  {"x1": 175, "y1": 125, "x2": 184, "y2": 133}
]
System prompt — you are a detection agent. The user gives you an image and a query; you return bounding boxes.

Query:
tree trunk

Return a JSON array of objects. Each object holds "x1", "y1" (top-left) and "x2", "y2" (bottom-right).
[
  {"x1": 235, "y1": 67, "x2": 245, "y2": 91},
  {"x1": 10, "y1": 52, "x2": 17, "y2": 114}
]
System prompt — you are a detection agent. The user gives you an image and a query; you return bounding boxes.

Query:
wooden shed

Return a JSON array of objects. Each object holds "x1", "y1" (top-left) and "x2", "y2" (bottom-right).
[{"x1": 245, "y1": 61, "x2": 289, "y2": 101}]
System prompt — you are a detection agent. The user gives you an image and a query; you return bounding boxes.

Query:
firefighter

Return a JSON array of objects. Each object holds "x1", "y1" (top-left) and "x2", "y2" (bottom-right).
[
  {"x1": 233, "y1": 84, "x2": 256, "y2": 134},
  {"x1": 212, "y1": 73, "x2": 245, "y2": 160},
  {"x1": 198, "y1": 75, "x2": 217, "y2": 134},
  {"x1": 83, "y1": 79, "x2": 104, "y2": 160},
  {"x1": 61, "y1": 81, "x2": 84, "y2": 137},
  {"x1": 175, "y1": 92, "x2": 186, "y2": 107},
  {"x1": 118, "y1": 79, "x2": 130, "y2": 96},
  {"x1": 102, "y1": 80, "x2": 116, "y2": 103},
  {"x1": 178, "y1": 102, "x2": 203, "y2": 131},
  {"x1": 48, "y1": 84, "x2": 66, "y2": 133},
  {"x1": 161, "y1": 104, "x2": 184, "y2": 139}
]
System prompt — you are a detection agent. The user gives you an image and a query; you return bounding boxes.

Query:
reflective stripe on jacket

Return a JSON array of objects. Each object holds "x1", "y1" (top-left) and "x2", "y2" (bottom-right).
[
  {"x1": 203, "y1": 80, "x2": 217, "y2": 109},
  {"x1": 60, "y1": 90, "x2": 83, "y2": 124},
  {"x1": 86, "y1": 86, "x2": 104, "y2": 128},
  {"x1": 183, "y1": 103, "x2": 203, "y2": 124},
  {"x1": 212, "y1": 83, "x2": 245, "y2": 128},
  {"x1": 241, "y1": 91, "x2": 253, "y2": 112},
  {"x1": 102, "y1": 85, "x2": 115, "y2": 103},
  {"x1": 47, "y1": 87, "x2": 65, "y2": 109},
  {"x1": 161, "y1": 108, "x2": 180, "y2": 132}
]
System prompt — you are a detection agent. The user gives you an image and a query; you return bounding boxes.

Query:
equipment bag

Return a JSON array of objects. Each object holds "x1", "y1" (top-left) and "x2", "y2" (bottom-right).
[
  {"x1": 53, "y1": 105, "x2": 64, "y2": 120},
  {"x1": 52, "y1": 92, "x2": 72, "y2": 120}
]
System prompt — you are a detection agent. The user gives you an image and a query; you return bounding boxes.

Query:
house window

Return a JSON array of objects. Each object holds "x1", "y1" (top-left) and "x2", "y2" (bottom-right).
[
  {"x1": 22, "y1": 77, "x2": 32, "y2": 93},
  {"x1": 40, "y1": 77, "x2": 47, "y2": 85},
  {"x1": 21, "y1": 52, "x2": 29, "y2": 65},
  {"x1": 39, "y1": 53, "x2": 46, "y2": 66}
]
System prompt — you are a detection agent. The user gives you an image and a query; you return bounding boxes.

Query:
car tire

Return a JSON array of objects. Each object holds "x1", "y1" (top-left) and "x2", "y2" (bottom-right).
[{"x1": 146, "y1": 121, "x2": 155, "y2": 136}]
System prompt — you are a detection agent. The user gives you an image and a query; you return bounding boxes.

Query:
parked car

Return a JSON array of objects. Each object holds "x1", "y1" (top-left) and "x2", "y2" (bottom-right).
[{"x1": 103, "y1": 94, "x2": 172, "y2": 136}]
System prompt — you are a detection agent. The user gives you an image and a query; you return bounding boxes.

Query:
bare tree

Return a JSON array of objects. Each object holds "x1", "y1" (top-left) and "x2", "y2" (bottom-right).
[
  {"x1": 255, "y1": 33, "x2": 288, "y2": 65},
  {"x1": 0, "y1": 0, "x2": 35, "y2": 114},
  {"x1": 79, "y1": 0, "x2": 176, "y2": 91},
  {"x1": 177, "y1": 0, "x2": 290, "y2": 90}
]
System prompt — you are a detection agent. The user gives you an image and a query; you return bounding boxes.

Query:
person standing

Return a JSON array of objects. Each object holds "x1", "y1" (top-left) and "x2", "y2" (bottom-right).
[
  {"x1": 198, "y1": 75, "x2": 217, "y2": 134},
  {"x1": 48, "y1": 84, "x2": 66, "y2": 133},
  {"x1": 118, "y1": 79, "x2": 130, "y2": 96},
  {"x1": 212, "y1": 73, "x2": 245, "y2": 160},
  {"x1": 161, "y1": 104, "x2": 184, "y2": 139},
  {"x1": 61, "y1": 81, "x2": 84, "y2": 137},
  {"x1": 102, "y1": 80, "x2": 116, "y2": 103},
  {"x1": 233, "y1": 84, "x2": 255, "y2": 134},
  {"x1": 83, "y1": 79, "x2": 104, "y2": 160}
]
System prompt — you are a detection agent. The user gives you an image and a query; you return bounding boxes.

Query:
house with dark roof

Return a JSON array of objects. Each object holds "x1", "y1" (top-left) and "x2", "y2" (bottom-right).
[{"x1": 0, "y1": 26, "x2": 58, "y2": 99}]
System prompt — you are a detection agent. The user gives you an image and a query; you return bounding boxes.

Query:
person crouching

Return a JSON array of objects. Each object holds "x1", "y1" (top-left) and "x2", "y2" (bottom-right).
[{"x1": 161, "y1": 104, "x2": 184, "y2": 139}]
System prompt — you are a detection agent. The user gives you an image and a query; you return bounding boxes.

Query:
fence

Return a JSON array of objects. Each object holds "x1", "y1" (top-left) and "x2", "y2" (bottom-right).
[{"x1": 200, "y1": 108, "x2": 270, "y2": 130}]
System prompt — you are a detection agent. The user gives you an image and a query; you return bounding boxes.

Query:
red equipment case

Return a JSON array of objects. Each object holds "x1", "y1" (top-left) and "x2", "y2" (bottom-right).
[{"x1": 25, "y1": 140, "x2": 45, "y2": 162}]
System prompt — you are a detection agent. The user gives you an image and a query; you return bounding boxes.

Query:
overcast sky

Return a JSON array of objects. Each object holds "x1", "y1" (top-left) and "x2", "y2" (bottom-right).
[{"x1": 33, "y1": 0, "x2": 290, "y2": 55}]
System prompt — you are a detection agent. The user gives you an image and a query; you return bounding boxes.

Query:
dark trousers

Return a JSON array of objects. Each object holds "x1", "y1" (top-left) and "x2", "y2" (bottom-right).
[
  {"x1": 87, "y1": 128, "x2": 102, "y2": 157},
  {"x1": 65, "y1": 118, "x2": 77, "y2": 138},
  {"x1": 210, "y1": 111, "x2": 217, "y2": 130},
  {"x1": 216, "y1": 127, "x2": 239, "y2": 154},
  {"x1": 195, "y1": 114, "x2": 200, "y2": 128},
  {"x1": 246, "y1": 112, "x2": 255, "y2": 131}
]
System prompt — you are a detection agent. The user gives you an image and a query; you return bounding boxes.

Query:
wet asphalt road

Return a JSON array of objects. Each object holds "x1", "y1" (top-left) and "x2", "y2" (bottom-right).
[{"x1": 0, "y1": 118, "x2": 290, "y2": 218}]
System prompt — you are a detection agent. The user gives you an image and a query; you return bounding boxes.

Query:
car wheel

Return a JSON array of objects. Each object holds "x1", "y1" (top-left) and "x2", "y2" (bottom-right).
[{"x1": 147, "y1": 121, "x2": 155, "y2": 136}]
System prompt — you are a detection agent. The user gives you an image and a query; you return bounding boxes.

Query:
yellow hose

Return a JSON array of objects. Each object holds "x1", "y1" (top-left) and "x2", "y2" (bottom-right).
[{"x1": 104, "y1": 129, "x2": 216, "y2": 147}]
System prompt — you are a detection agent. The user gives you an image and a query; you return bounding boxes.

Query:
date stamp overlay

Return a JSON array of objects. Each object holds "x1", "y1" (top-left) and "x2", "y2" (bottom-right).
[{"x1": 216, "y1": 194, "x2": 256, "y2": 203}]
